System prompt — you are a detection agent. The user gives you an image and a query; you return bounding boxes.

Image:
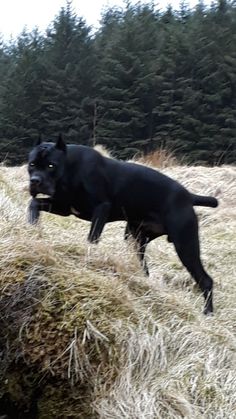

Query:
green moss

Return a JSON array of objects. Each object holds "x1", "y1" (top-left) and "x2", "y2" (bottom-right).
[{"x1": 38, "y1": 382, "x2": 96, "y2": 419}]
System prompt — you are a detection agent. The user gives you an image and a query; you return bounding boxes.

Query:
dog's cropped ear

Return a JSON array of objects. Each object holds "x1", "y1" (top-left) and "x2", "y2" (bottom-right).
[
  {"x1": 56, "y1": 134, "x2": 66, "y2": 153},
  {"x1": 35, "y1": 134, "x2": 42, "y2": 146}
]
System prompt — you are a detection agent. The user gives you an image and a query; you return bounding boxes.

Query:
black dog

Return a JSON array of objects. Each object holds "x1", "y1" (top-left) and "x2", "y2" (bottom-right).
[{"x1": 28, "y1": 135, "x2": 218, "y2": 314}]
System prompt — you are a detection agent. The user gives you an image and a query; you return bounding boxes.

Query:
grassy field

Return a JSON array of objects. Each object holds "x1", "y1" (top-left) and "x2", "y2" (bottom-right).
[{"x1": 0, "y1": 159, "x2": 235, "y2": 418}]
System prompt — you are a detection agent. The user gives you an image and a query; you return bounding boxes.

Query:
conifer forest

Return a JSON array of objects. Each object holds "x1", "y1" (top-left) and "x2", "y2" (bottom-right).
[{"x1": 0, "y1": 0, "x2": 235, "y2": 165}]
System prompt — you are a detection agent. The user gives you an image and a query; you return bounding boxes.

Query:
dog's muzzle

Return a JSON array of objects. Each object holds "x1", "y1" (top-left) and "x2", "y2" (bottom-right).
[
  {"x1": 30, "y1": 175, "x2": 42, "y2": 197},
  {"x1": 30, "y1": 175, "x2": 54, "y2": 197}
]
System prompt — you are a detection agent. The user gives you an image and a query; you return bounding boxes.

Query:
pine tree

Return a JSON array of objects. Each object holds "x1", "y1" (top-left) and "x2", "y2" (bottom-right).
[
  {"x1": 0, "y1": 29, "x2": 46, "y2": 164},
  {"x1": 39, "y1": 1, "x2": 97, "y2": 144},
  {"x1": 95, "y1": 3, "x2": 161, "y2": 157},
  {"x1": 183, "y1": 0, "x2": 236, "y2": 163}
]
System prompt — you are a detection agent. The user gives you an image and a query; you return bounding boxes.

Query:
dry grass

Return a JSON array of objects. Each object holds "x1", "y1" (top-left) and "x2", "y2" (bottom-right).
[
  {"x1": 93, "y1": 144, "x2": 113, "y2": 158},
  {"x1": 135, "y1": 147, "x2": 179, "y2": 168},
  {"x1": 0, "y1": 161, "x2": 235, "y2": 418}
]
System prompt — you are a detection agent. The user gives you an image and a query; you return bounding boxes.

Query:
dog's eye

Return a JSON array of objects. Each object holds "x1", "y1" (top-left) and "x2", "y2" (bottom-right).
[
  {"x1": 29, "y1": 162, "x2": 35, "y2": 167},
  {"x1": 48, "y1": 163, "x2": 54, "y2": 169}
]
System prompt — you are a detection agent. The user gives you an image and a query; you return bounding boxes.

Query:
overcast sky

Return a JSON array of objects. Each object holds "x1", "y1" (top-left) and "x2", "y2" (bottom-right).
[{"x1": 0, "y1": 0, "x2": 207, "y2": 40}]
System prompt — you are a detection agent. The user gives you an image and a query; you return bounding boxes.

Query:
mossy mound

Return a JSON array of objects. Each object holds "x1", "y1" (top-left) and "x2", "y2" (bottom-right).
[{"x1": 0, "y1": 234, "x2": 140, "y2": 418}]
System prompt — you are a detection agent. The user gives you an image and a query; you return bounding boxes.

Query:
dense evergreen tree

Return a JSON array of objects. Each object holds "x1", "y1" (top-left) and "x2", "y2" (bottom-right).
[
  {"x1": 0, "y1": 30, "x2": 46, "y2": 163},
  {"x1": 0, "y1": 37, "x2": 12, "y2": 162},
  {"x1": 182, "y1": 0, "x2": 236, "y2": 162},
  {"x1": 38, "y1": 1, "x2": 97, "y2": 144},
  {"x1": 96, "y1": 4, "x2": 166, "y2": 158}
]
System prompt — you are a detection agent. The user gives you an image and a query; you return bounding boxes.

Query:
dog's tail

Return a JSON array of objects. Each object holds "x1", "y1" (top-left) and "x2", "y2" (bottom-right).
[{"x1": 191, "y1": 194, "x2": 218, "y2": 208}]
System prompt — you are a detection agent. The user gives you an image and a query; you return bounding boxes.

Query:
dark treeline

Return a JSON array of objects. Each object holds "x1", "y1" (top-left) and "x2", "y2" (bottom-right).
[{"x1": 0, "y1": 0, "x2": 235, "y2": 165}]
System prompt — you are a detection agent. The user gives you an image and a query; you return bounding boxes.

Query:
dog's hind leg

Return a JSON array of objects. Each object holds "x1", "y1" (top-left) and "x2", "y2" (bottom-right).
[
  {"x1": 167, "y1": 208, "x2": 213, "y2": 314},
  {"x1": 137, "y1": 234, "x2": 150, "y2": 276},
  {"x1": 124, "y1": 223, "x2": 130, "y2": 240},
  {"x1": 125, "y1": 223, "x2": 150, "y2": 275}
]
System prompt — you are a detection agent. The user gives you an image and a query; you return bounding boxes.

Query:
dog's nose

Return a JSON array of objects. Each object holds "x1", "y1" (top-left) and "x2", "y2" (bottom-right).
[{"x1": 30, "y1": 175, "x2": 41, "y2": 186}]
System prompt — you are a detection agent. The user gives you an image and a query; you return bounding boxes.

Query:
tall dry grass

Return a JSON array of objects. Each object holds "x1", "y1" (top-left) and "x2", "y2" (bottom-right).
[
  {"x1": 0, "y1": 160, "x2": 235, "y2": 418},
  {"x1": 136, "y1": 147, "x2": 179, "y2": 168}
]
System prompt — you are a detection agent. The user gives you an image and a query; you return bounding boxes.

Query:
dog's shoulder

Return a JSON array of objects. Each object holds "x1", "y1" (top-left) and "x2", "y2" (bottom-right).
[{"x1": 66, "y1": 144, "x2": 104, "y2": 162}]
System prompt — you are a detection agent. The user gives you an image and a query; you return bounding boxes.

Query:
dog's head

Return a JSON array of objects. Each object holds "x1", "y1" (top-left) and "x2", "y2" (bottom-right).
[{"x1": 28, "y1": 134, "x2": 66, "y2": 197}]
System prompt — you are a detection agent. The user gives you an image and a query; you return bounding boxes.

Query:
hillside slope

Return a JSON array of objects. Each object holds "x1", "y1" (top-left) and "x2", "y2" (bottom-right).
[{"x1": 0, "y1": 163, "x2": 235, "y2": 418}]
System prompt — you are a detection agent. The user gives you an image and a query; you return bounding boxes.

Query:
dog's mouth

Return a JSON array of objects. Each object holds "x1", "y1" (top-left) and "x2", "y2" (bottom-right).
[
  {"x1": 35, "y1": 193, "x2": 52, "y2": 198},
  {"x1": 29, "y1": 184, "x2": 55, "y2": 198}
]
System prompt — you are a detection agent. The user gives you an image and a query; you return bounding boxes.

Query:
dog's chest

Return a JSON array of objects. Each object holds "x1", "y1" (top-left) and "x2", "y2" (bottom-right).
[
  {"x1": 70, "y1": 195, "x2": 94, "y2": 221},
  {"x1": 70, "y1": 206, "x2": 80, "y2": 217}
]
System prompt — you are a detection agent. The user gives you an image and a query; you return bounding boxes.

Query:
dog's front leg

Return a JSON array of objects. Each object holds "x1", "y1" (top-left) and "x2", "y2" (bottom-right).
[
  {"x1": 28, "y1": 198, "x2": 52, "y2": 224},
  {"x1": 88, "y1": 202, "x2": 111, "y2": 243}
]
